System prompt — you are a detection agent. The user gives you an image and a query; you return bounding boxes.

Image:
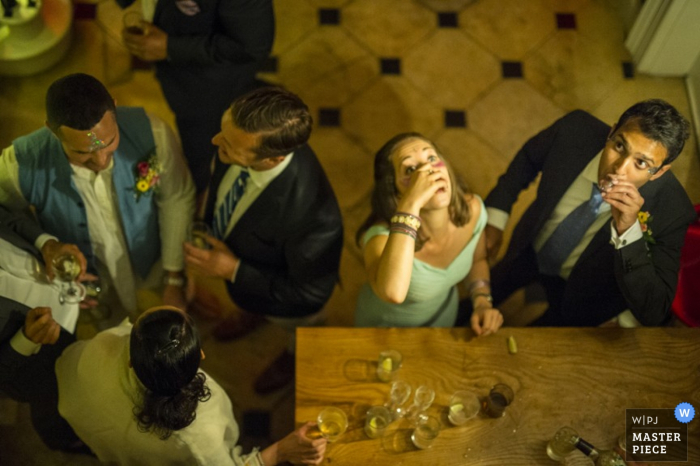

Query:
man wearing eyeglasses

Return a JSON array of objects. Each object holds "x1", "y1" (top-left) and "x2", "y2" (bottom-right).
[{"x1": 482, "y1": 99, "x2": 695, "y2": 327}]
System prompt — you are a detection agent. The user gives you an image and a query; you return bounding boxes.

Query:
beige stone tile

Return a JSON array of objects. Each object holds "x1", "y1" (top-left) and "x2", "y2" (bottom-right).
[
  {"x1": 575, "y1": 0, "x2": 629, "y2": 54},
  {"x1": 404, "y1": 29, "x2": 501, "y2": 108},
  {"x1": 277, "y1": 27, "x2": 374, "y2": 101},
  {"x1": 272, "y1": 0, "x2": 317, "y2": 56},
  {"x1": 433, "y1": 129, "x2": 509, "y2": 199},
  {"x1": 524, "y1": 30, "x2": 626, "y2": 111},
  {"x1": 539, "y1": 0, "x2": 591, "y2": 13},
  {"x1": 306, "y1": 0, "x2": 353, "y2": 7},
  {"x1": 417, "y1": 0, "x2": 477, "y2": 12},
  {"x1": 590, "y1": 76, "x2": 700, "y2": 203},
  {"x1": 459, "y1": 0, "x2": 555, "y2": 60},
  {"x1": 469, "y1": 79, "x2": 565, "y2": 159},
  {"x1": 342, "y1": 76, "x2": 444, "y2": 155},
  {"x1": 342, "y1": 0, "x2": 435, "y2": 57},
  {"x1": 309, "y1": 128, "x2": 374, "y2": 209}
]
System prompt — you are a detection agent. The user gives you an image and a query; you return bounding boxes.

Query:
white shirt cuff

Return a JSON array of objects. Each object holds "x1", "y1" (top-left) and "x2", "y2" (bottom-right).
[
  {"x1": 10, "y1": 329, "x2": 41, "y2": 356},
  {"x1": 486, "y1": 207, "x2": 509, "y2": 231},
  {"x1": 609, "y1": 220, "x2": 644, "y2": 249},
  {"x1": 34, "y1": 234, "x2": 59, "y2": 252},
  {"x1": 230, "y1": 260, "x2": 241, "y2": 284}
]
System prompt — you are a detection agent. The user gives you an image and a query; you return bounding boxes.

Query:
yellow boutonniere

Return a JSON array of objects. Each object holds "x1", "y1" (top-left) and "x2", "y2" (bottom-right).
[
  {"x1": 132, "y1": 149, "x2": 162, "y2": 201},
  {"x1": 637, "y1": 211, "x2": 655, "y2": 244}
]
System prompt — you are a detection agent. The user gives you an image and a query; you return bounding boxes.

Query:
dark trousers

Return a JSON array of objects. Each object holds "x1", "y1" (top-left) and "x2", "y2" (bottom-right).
[{"x1": 0, "y1": 297, "x2": 79, "y2": 450}]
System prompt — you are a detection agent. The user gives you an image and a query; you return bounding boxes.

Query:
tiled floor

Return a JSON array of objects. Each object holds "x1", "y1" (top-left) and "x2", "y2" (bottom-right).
[{"x1": 1, "y1": 0, "x2": 700, "y2": 464}]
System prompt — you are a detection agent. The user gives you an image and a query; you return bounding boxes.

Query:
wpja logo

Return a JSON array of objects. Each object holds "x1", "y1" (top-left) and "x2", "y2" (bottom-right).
[{"x1": 623, "y1": 405, "x2": 693, "y2": 462}]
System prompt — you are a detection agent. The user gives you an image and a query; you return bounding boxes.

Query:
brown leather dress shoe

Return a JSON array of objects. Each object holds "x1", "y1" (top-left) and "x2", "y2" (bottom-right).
[
  {"x1": 254, "y1": 350, "x2": 295, "y2": 394},
  {"x1": 211, "y1": 312, "x2": 266, "y2": 341}
]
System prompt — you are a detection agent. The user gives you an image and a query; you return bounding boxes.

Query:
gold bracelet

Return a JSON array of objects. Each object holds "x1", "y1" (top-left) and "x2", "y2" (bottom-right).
[{"x1": 390, "y1": 212, "x2": 421, "y2": 231}]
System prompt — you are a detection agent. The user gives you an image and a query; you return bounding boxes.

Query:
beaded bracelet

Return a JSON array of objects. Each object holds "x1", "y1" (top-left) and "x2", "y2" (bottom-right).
[
  {"x1": 390, "y1": 212, "x2": 421, "y2": 231},
  {"x1": 390, "y1": 223, "x2": 418, "y2": 240},
  {"x1": 468, "y1": 279, "x2": 491, "y2": 295}
]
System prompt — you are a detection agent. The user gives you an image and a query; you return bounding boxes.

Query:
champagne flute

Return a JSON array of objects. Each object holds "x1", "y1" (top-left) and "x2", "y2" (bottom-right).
[
  {"x1": 188, "y1": 221, "x2": 213, "y2": 250},
  {"x1": 406, "y1": 385, "x2": 435, "y2": 426},
  {"x1": 386, "y1": 380, "x2": 411, "y2": 420},
  {"x1": 52, "y1": 253, "x2": 86, "y2": 304}
]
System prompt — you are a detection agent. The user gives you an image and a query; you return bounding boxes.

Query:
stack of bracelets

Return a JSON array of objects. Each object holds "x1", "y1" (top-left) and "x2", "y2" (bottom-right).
[{"x1": 390, "y1": 211, "x2": 422, "y2": 240}]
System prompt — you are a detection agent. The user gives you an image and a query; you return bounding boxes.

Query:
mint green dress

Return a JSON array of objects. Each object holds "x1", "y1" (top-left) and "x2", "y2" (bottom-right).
[{"x1": 355, "y1": 196, "x2": 487, "y2": 327}]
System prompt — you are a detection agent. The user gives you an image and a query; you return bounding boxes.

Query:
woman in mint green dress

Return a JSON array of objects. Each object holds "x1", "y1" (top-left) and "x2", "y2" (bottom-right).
[{"x1": 355, "y1": 133, "x2": 503, "y2": 335}]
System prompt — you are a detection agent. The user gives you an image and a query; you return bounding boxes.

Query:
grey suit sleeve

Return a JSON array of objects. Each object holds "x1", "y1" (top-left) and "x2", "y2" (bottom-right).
[
  {"x1": 0, "y1": 205, "x2": 45, "y2": 245},
  {"x1": 167, "y1": 0, "x2": 274, "y2": 67}
]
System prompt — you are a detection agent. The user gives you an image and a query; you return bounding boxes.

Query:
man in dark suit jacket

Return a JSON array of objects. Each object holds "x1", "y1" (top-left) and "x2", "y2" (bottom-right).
[
  {"x1": 184, "y1": 87, "x2": 343, "y2": 393},
  {"x1": 483, "y1": 100, "x2": 695, "y2": 327},
  {"x1": 120, "y1": 0, "x2": 274, "y2": 193}
]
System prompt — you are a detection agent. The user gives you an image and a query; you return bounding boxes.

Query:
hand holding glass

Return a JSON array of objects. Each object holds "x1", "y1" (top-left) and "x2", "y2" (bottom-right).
[
  {"x1": 317, "y1": 407, "x2": 348, "y2": 443},
  {"x1": 188, "y1": 221, "x2": 213, "y2": 250},
  {"x1": 52, "y1": 253, "x2": 85, "y2": 304}
]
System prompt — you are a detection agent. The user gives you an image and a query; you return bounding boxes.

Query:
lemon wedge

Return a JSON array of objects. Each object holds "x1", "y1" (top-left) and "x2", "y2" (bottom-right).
[
  {"x1": 450, "y1": 403, "x2": 464, "y2": 414},
  {"x1": 369, "y1": 417, "x2": 378, "y2": 429},
  {"x1": 380, "y1": 357, "x2": 393, "y2": 372}
]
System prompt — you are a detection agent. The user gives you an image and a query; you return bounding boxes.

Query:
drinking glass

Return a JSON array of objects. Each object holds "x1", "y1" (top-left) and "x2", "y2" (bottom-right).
[
  {"x1": 122, "y1": 11, "x2": 144, "y2": 35},
  {"x1": 447, "y1": 390, "x2": 480, "y2": 425},
  {"x1": 484, "y1": 383, "x2": 514, "y2": 418},
  {"x1": 188, "y1": 221, "x2": 213, "y2": 250},
  {"x1": 406, "y1": 385, "x2": 435, "y2": 425},
  {"x1": 411, "y1": 415, "x2": 440, "y2": 449},
  {"x1": 317, "y1": 407, "x2": 348, "y2": 443},
  {"x1": 386, "y1": 380, "x2": 411, "y2": 420},
  {"x1": 52, "y1": 253, "x2": 85, "y2": 304},
  {"x1": 364, "y1": 406, "x2": 392, "y2": 439},
  {"x1": 376, "y1": 349, "x2": 402, "y2": 382}
]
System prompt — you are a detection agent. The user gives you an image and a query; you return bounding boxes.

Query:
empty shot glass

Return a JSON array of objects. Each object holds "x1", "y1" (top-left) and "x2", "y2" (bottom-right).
[
  {"x1": 317, "y1": 407, "x2": 348, "y2": 443},
  {"x1": 406, "y1": 385, "x2": 436, "y2": 426},
  {"x1": 364, "y1": 406, "x2": 392, "y2": 439},
  {"x1": 484, "y1": 383, "x2": 514, "y2": 418},
  {"x1": 448, "y1": 390, "x2": 481, "y2": 426},
  {"x1": 376, "y1": 349, "x2": 402, "y2": 382},
  {"x1": 411, "y1": 415, "x2": 440, "y2": 449},
  {"x1": 386, "y1": 380, "x2": 411, "y2": 420}
]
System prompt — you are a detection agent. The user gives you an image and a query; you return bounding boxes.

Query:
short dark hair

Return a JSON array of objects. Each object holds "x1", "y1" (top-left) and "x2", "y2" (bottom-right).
[
  {"x1": 45, "y1": 73, "x2": 115, "y2": 133},
  {"x1": 229, "y1": 86, "x2": 312, "y2": 159},
  {"x1": 615, "y1": 99, "x2": 690, "y2": 165},
  {"x1": 130, "y1": 308, "x2": 211, "y2": 439},
  {"x1": 356, "y1": 133, "x2": 472, "y2": 250}
]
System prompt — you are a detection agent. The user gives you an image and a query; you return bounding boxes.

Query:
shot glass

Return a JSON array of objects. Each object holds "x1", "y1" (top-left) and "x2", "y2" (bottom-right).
[
  {"x1": 364, "y1": 406, "x2": 392, "y2": 439},
  {"x1": 188, "y1": 221, "x2": 213, "y2": 250},
  {"x1": 386, "y1": 380, "x2": 411, "y2": 420},
  {"x1": 122, "y1": 11, "x2": 145, "y2": 35},
  {"x1": 447, "y1": 390, "x2": 480, "y2": 426},
  {"x1": 317, "y1": 407, "x2": 348, "y2": 443},
  {"x1": 376, "y1": 349, "x2": 402, "y2": 382},
  {"x1": 411, "y1": 415, "x2": 440, "y2": 449},
  {"x1": 484, "y1": 383, "x2": 514, "y2": 418},
  {"x1": 406, "y1": 385, "x2": 436, "y2": 426}
]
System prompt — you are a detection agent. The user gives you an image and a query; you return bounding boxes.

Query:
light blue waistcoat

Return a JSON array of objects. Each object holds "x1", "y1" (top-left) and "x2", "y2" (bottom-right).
[{"x1": 14, "y1": 107, "x2": 160, "y2": 278}]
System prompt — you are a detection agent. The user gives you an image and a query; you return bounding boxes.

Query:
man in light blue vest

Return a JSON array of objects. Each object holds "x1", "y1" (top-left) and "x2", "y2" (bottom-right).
[{"x1": 0, "y1": 73, "x2": 195, "y2": 321}]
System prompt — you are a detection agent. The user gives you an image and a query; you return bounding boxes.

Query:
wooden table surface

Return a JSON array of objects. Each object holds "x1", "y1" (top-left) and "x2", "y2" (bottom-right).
[{"x1": 295, "y1": 327, "x2": 700, "y2": 466}]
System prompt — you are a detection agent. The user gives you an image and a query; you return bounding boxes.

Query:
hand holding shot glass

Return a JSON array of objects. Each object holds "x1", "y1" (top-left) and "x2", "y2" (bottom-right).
[
  {"x1": 52, "y1": 253, "x2": 86, "y2": 304},
  {"x1": 317, "y1": 407, "x2": 348, "y2": 443},
  {"x1": 188, "y1": 221, "x2": 213, "y2": 250}
]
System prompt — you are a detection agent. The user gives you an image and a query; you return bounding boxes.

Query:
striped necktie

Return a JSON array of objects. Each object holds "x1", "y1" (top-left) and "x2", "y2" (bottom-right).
[
  {"x1": 537, "y1": 182, "x2": 604, "y2": 276},
  {"x1": 213, "y1": 169, "x2": 249, "y2": 239}
]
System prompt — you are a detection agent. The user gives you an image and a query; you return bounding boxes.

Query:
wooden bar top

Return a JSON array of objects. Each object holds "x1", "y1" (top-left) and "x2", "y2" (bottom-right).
[{"x1": 295, "y1": 327, "x2": 700, "y2": 465}]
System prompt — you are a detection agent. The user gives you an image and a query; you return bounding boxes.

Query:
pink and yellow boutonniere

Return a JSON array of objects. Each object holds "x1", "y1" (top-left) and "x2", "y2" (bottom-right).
[
  {"x1": 132, "y1": 150, "x2": 162, "y2": 201},
  {"x1": 638, "y1": 211, "x2": 655, "y2": 244}
]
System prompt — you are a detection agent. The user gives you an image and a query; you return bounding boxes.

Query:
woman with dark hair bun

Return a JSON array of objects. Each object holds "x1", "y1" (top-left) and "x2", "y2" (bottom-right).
[
  {"x1": 50, "y1": 305, "x2": 326, "y2": 465},
  {"x1": 355, "y1": 133, "x2": 503, "y2": 335}
]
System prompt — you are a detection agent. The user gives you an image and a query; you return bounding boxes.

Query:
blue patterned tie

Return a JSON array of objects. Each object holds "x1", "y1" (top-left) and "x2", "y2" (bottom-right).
[
  {"x1": 537, "y1": 182, "x2": 604, "y2": 276},
  {"x1": 213, "y1": 170, "x2": 249, "y2": 239}
]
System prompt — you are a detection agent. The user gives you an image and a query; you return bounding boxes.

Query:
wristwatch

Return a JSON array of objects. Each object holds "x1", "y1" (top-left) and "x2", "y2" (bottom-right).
[{"x1": 471, "y1": 292, "x2": 493, "y2": 305}]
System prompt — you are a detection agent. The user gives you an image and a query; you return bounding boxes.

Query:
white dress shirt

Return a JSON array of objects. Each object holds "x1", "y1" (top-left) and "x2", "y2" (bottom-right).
[{"x1": 0, "y1": 114, "x2": 195, "y2": 313}]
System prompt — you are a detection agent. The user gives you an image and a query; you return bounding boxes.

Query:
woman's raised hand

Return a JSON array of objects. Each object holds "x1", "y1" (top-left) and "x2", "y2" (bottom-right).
[{"x1": 397, "y1": 164, "x2": 447, "y2": 214}]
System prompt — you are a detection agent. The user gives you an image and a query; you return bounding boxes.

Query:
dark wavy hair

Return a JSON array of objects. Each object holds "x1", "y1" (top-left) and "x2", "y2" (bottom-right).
[
  {"x1": 356, "y1": 132, "x2": 471, "y2": 250},
  {"x1": 615, "y1": 99, "x2": 690, "y2": 165},
  {"x1": 130, "y1": 307, "x2": 211, "y2": 440},
  {"x1": 230, "y1": 86, "x2": 312, "y2": 160},
  {"x1": 45, "y1": 73, "x2": 116, "y2": 133}
]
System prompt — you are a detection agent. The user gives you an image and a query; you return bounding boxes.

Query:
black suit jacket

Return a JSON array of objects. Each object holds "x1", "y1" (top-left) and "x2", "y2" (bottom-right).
[
  {"x1": 117, "y1": 0, "x2": 274, "y2": 119},
  {"x1": 0, "y1": 205, "x2": 43, "y2": 261},
  {"x1": 486, "y1": 110, "x2": 696, "y2": 325},
  {"x1": 204, "y1": 145, "x2": 343, "y2": 318}
]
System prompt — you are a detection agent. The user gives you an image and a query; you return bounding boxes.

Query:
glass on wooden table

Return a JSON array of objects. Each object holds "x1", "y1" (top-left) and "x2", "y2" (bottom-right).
[
  {"x1": 411, "y1": 415, "x2": 440, "y2": 449},
  {"x1": 448, "y1": 390, "x2": 480, "y2": 426},
  {"x1": 386, "y1": 380, "x2": 411, "y2": 420},
  {"x1": 188, "y1": 221, "x2": 213, "y2": 250},
  {"x1": 52, "y1": 253, "x2": 85, "y2": 304},
  {"x1": 317, "y1": 407, "x2": 348, "y2": 443},
  {"x1": 484, "y1": 383, "x2": 514, "y2": 418},
  {"x1": 377, "y1": 349, "x2": 402, "y2": 382},
  {"x1": 364, "y1": 406, "x2": 391, "y2": 439},
  {"x1": 406, "y1": 385, "x2": 435, "y2": 426}
]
